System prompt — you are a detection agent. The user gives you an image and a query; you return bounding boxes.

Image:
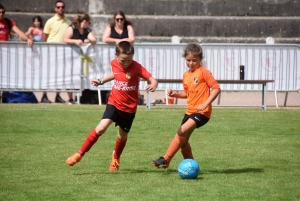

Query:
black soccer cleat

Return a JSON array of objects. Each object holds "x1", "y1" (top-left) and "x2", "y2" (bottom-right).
[{"x1": 152, "y1": 156, "x2": 169, "y2": 169}]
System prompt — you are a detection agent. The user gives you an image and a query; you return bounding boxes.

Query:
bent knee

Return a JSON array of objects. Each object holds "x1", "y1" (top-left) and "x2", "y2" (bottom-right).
[{"x1": 95, "y1": 125, "x2": 107, "y2": 135}]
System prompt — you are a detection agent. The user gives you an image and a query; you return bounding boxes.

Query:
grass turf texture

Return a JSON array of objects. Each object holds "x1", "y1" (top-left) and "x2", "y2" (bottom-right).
[{"x1": 0, "y1": 104, "x2": 299, "y2": 201}]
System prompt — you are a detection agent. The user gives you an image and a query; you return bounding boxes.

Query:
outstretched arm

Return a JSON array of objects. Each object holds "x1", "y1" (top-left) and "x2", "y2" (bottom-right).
[
  {"x1": 91, "y1": 72, "x2": 115, "y2": 86},
  {"x1": 12, "y1": 26, "x2": 33, "y2": 47},
  {"x1": 167, "y1": 89, "x2": 187, "y2": 99}
]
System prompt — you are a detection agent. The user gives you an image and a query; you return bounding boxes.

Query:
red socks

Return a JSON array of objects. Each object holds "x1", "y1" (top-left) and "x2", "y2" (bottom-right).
[
  {"x1": 164, "y1": 135, "x2": 186, "y2": 162},
  {"x1": 113, "y1": 138, "x2": 127, "y2": 159},
  {"x1": 78, "y1": 129, "x2": 100, "y2": 156},
  {"x1": 77, "y1": 129, "x2": 127, "y2": 159}
]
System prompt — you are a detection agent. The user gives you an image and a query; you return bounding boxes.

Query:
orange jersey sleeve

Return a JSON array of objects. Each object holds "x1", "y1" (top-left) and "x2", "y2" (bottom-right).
[{"x1": 183, "y1": 66, "x2": 220, "y2": 118}]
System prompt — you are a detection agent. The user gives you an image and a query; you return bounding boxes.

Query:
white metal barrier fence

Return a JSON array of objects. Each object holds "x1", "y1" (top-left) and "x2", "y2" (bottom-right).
[
  {"x1": 201, "y1": 43, "x2": 300, "y2": 92},
  {"x1": 1, "y1": 42, "x2": 299, "y2": 104},
  {"x1": 0, "y1": 42, "x2": 83, "y2": 92},
  {"x1": 86, "y1": 43, "x2": 300, "y2": 92}
]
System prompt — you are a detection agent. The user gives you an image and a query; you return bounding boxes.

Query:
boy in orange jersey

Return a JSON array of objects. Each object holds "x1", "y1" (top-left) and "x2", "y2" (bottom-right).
[
  {"x1": 66, "y1": 41, "x2": 158, "y2": 171},
  {"x1": 152, "y1": 43, "x2": 220, "y2": 168}
]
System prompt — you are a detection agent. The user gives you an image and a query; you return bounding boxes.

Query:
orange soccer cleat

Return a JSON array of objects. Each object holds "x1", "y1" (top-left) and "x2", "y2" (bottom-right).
[
  {"x1": 109, "y1": 152, "x2": 120, "y2": 172},
  {"x1": 66, "y1": 153, "x2": 82, "y2": 166}
]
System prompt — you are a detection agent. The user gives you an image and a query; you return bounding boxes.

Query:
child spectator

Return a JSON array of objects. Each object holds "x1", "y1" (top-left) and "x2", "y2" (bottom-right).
[{"x1": 25, "y1": 16, "x2": 43, "y2": 42}]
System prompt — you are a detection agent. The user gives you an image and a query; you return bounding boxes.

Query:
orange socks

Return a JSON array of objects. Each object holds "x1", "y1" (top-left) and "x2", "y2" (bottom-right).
[
  {"x1": 113, "y1": 138, "x2": 127, "y2": 159},
  {"x1": 164, "y1": 135, "x2": 186, "y2": 162},
  {"x1": 180, "y1": 143, "x2": 194, "y2": 159},
  {"x1": 78, "y1": 128, "x2": 100, "y2": 156}
]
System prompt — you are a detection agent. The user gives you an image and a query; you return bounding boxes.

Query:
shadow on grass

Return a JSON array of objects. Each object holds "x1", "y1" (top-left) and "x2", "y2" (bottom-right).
[
  {"x1": 73, "y1": 168, "x2": 178, "y2": 175},
  {"x1": 73, "y1": 168, "x2": 205, "y2": 180},
  {"x1": 72, "y1": 168, "x2": 263, "y2": 177},
  {"x1": 204, "y1": 168, "x2": 264, "y2": 174}
]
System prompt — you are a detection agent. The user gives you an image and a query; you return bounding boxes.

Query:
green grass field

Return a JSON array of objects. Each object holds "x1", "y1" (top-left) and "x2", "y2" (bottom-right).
[{"x1": 0, "y1": 104, "x2": 299, "y2": 201}]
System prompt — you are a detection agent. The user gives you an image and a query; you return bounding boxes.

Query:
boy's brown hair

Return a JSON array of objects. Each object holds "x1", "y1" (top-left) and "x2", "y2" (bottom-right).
[{"x1": 115, "y1": 41, "x2": 134, "y2": 55}]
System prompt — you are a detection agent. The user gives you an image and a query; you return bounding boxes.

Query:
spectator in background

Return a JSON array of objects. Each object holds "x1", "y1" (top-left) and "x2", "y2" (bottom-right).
[
  {"x1": 25, "y1": 15, "x2": 43, "y2": 42},
  {"x1": 64, "y1": 13, "x2": 96, "y2": 45},
  {"x1": 42, "y1": 0, "x2": 72, "y2": 104},
  {"x1": 0, "y1": 3, "x2": 33, "y2": 46},
  {"x1": 64, "y1": 13, "x2": 96, "y2": 104},
  {"x1": 102, "y1": 10, "x2": 135, "y2": 44}
]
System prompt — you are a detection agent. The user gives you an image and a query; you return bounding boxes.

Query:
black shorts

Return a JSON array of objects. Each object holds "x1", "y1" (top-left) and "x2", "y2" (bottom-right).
[
  {"x1": 181, "y1": 113, "x2": 209, "y2": 128},
  {"x1": 102, "y1": 104, "x2": 135, "y2": 133}
]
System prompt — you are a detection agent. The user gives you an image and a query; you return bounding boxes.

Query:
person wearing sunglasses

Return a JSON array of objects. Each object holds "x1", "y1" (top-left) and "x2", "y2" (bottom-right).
[
  {"x1": 41, "y1": 0, "x2": 72, "y2": 104},
  {"x1": 102, "y1": 10, "x2": 135, "y2": 44},
  {"x1": 0, "y1": 3, "x2": 33, "y2": 46}
]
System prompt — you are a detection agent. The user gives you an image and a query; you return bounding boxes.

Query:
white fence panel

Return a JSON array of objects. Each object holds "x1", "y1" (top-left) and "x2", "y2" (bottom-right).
[
  {"x1": 202, "y1": 44, "x2": 300, "y2": 91},
  {"x1": 85, "y1": 43, "x2": 300, "y2": 92},
  {"x1": 0, "y1": 42, "x2": 82, "y2": 92},
  {"x1": 1, "y1": 42, "x2": 298, "y2": 95}
]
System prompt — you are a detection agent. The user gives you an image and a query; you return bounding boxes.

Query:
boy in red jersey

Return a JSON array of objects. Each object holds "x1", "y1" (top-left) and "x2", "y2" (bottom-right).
[
  {"x1": 152, "y1": 43, "x2": 220, "y2": 169},
  {"x1": 66, "y1": 41, "x2": 158, "y2": 171}
]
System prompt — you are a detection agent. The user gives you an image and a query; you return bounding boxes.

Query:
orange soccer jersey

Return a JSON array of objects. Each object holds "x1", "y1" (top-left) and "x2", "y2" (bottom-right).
[{"x1": 183, "y1": 66, "x2": 220, "y2": 118}]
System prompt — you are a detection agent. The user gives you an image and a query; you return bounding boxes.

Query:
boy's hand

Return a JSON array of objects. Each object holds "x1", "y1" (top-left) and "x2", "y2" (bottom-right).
[
  {"x1": 145, "y1": 84, "x2": 156, "y2": 92},
  {"x1": 91, "y1": 79, "x2": 103, "y2": 86}
]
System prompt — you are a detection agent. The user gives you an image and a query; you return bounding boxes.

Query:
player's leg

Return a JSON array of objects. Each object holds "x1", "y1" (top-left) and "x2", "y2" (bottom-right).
[
  {"x1": 66, "y1": 118, "x2": 113, "y2": 166},
  {"x1": 179, "y1": 113, "x2": 210, "y2": 160},
  {"x1": 109, "y1": 109, "x2": 135, "y2": 171},
  {"x1": 152, "y1": 118, "x2": 196, "y2": 168},
  {"x1": 110, "y1": 128, "x2": 128, "y2": 171},
  {"x1": 180, "y1": 133, "x2": 194, "y2": 159}
]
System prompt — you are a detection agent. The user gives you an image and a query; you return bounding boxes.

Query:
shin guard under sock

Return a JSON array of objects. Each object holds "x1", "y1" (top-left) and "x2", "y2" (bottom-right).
[
  {"x1": 78, "y1": 129, "x2": 100, "y2": 156},
  {"x1": 164, "y1": 135, "x2": 186, "y2": 162},
  {"x1": 113, "y1": 138, "x2": 127, "y2": 159}
]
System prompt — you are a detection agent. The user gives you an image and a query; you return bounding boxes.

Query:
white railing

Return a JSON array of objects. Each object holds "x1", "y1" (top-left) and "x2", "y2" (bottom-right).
[
  {"x1": 85, "y1": 43, "x2": 300, "y2": 92},
  {"x1": 0, "y1": 42, "x2": 83, "y2": 92},
  {"x1": 1, "y1": 42, "x2": 299, "y2": 105}
]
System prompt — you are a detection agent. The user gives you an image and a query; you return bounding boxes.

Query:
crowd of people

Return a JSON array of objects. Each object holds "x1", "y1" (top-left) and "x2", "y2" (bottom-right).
[
  {"x1": 0, "y1": 1, "x2": 221, "y2": 172},
  {"x1": 0, "y1": 1, "x2": 135, "y2": 104}
]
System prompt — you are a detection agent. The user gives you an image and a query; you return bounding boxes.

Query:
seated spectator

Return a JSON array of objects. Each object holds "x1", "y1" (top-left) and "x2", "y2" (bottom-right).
[
  {"x1": 102, "y1": 10, "x2": 134, "y2": 44},
  {"x1": 0, "y1": 3, "x2": 33, "y2": 46},
  {"x1": 25, "y1": 15, "x2": 43, "y2": 42},
  {"x1": 64, "y1": 13, "x2": 96, "y2": 45}
]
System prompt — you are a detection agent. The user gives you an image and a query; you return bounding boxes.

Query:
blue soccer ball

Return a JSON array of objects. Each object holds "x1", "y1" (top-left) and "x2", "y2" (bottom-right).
[{"x1": 178, "y1": 159, "x2": 200, "y2": 179}]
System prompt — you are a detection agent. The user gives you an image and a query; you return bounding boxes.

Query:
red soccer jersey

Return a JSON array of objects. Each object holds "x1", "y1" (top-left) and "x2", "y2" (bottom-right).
[
  {"x1": 183, "y1": 66, "x2": 220, "y2": 118},
  {"x1": 0, "y1": 18, "x2": 16, "y2": 41},
  {"x1": 108, "y1": 59, "x2": 152, "y2": 113}
]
